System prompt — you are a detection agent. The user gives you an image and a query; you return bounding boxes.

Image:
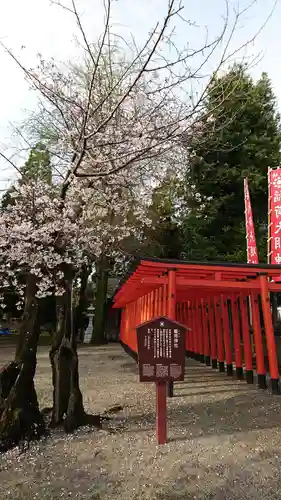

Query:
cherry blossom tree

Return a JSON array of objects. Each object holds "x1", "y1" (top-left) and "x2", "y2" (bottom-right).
[
  {"x1": 0, "y1": 172, "x2": 150, "y2": 447},
  {"x1": 0, "y1": 180, "x2": 80, "y2": 446}
]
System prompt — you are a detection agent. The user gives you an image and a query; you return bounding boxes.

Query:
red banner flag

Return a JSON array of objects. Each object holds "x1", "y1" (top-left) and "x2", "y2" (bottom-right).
[
  {"x1": 244, "y1": 177, "x2": 259, "y2": 264},
  {"x1": 268, "y1": 167, "x2": 281, "y2": 266}
]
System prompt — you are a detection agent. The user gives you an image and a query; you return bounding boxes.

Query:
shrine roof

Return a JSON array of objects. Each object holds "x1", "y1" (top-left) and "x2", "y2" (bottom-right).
[{"x1": 113, "y1": 257, "x2": 281, "y2": 308}]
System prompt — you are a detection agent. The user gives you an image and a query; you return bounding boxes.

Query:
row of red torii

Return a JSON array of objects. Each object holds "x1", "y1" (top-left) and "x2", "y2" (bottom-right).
[{"x1": 113, "y1": 258, "x2": 281, "y2": 394}]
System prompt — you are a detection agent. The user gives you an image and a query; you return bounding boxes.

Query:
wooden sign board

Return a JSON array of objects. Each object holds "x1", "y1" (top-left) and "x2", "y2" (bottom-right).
[{"x1": 136, "y1": 316, "x2": 186, "y2": 382}]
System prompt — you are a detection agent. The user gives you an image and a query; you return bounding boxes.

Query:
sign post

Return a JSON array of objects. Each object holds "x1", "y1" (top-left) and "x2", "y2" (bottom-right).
[
  {"x1": 136, "y1": 316, "x2": 187, "y2": 445},
  {"x1": 156, "y1": 382, "x2": 167, "y2": 445}
]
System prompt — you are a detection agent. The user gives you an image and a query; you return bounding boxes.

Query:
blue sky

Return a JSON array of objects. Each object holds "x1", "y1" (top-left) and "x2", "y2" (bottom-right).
[{"x1": 0, "y1": 0, "x2": 280, "y2": 187}]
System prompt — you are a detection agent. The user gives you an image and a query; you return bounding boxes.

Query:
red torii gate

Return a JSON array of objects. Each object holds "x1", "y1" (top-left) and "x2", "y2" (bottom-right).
[{"x1": 113, "y1": 257, "x2": 281, "y2": 394}]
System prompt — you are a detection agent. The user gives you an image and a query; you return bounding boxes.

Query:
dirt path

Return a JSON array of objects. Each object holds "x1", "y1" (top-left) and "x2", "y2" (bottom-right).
[{"x1": 1, "y1": 344, "x2": 281, "y2": 499}]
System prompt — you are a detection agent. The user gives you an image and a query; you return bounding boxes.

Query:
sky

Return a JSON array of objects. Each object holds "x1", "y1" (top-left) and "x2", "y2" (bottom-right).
[{"x1": 0, "y1": 0, "x2": 280, "y2": 189}]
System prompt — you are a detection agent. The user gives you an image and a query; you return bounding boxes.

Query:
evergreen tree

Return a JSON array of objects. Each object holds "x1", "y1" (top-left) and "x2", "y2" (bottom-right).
[
  {"x1": 182, "y1": 65, "x2": 281, "y2": 262},
  {"x1": 145, "y1": 176, "x2": 183, "y2": 259},
  {"x1": 20, "y1": 142, "x2": 52, "y2": 185},
  {"x1": 1, "y1": 143, "x2": 52, "y2": 208}
]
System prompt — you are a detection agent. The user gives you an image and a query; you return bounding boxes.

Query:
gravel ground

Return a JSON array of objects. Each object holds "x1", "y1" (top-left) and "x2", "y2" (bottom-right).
[{"x1": 1, "y1": 344, "x2": 281, "y2": 499}]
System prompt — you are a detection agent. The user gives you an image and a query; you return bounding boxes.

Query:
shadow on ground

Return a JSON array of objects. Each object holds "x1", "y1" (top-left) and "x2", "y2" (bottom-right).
[{"x1": 124, "y1": 361, "x2": 281, "y2": 443}]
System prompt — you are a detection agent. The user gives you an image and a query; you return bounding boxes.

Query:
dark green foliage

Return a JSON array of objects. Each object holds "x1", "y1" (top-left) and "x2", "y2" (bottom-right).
[
  {"x1": 1, "y1": 142, "x2": 52, "y2": 209},
  {"x1": 20, "y1": 142, "x2": 52, "y2": 185},
  {"x1": 181, "y1": 65, "x2": 281, "y2": 262},
  {"x1": 0, "y1": 291, "x2": 21, "y2": 322},
  {"x1": 1, "y1": 189, "x2": 16, "y2": 210},
  {"x1": 38, "y1": 296, "x2": 56, "y2": 332},
  {"x1": 145, "y1": 176, "x2": 183, "y2": 259}
]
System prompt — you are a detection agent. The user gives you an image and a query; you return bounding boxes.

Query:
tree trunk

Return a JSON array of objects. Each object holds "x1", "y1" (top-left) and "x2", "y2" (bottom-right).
[
  {"x1": 50, "y1": 265, "x2": 101, "y2": 432},
  {"x1": 75, "y1": 264, "x2": 90, "y2": 343},
  {"x1": 0, "y1": 275, "x2": 45, "y2": 451},
  {"x1": 91, "y1": 256, "x2": 109, "y2": 344}
]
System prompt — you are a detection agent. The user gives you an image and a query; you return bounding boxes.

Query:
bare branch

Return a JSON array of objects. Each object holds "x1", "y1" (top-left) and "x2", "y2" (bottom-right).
[
  {"x1": 1, "y1": 0, "x2": 277, "y2": 203},
  {"x1": 61, "y1": 0, "x2": 182, "y2": 195},
  {"x1": 85, "y1": 1, "x2": 182, "y2": 141},
  {"x1": 68, "y1": 0, "x2": 112, "y2": 171},
  {"x1": 0, "y1": 151, "x2": 22, "y2": 178}
]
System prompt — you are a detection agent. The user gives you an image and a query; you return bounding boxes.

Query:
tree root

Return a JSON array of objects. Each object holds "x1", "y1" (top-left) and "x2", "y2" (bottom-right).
[
  {"x1": 0, "y1": 361, "x2": 45, "y2": 452},
  {"x1": 104, "y1": 405, "x2": 124, "y2": 414},
  {"x1": 64, "y1": 412, "x2": 110, "y2": 433}
]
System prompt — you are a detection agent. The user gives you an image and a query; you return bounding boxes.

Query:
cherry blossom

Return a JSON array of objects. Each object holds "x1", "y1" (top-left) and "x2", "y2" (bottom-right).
[{"x1": 0, "y1": 174, "x2": 150, "y2": 300}]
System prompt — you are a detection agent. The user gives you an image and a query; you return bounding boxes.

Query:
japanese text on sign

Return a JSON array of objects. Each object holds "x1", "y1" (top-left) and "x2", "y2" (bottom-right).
[
  {"x1": 269, "y1": 168, "x2": 281, "y2": 266},
  {"x1": 136, "y1": 317, "x2": 186, "y2": 383},
  {"x1": 244, "y1": 177, "x2": 258, "y2": 264},
  {"x1": 146, "y1": 326, "x2": 176, "y2": 359}
]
